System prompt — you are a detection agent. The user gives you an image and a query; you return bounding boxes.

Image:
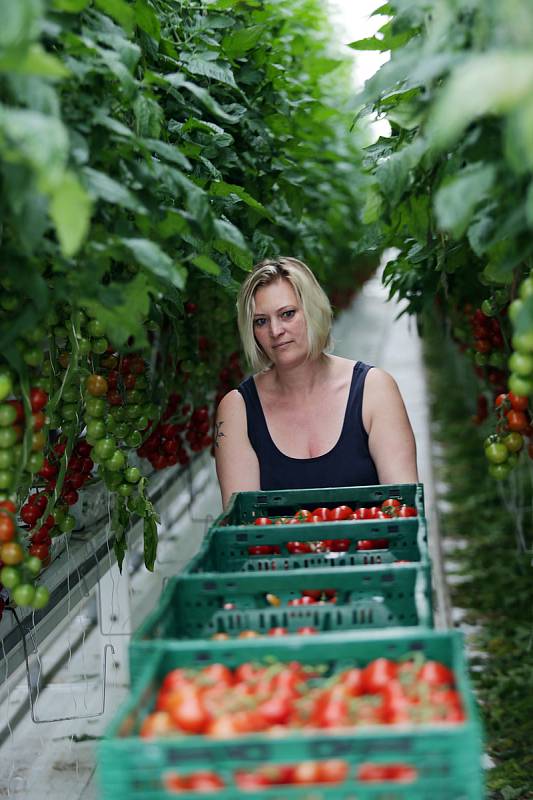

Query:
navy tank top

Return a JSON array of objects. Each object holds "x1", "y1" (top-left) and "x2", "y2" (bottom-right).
[{"x1": 238, "y1": 362, "x2": 379, "y2": 490}]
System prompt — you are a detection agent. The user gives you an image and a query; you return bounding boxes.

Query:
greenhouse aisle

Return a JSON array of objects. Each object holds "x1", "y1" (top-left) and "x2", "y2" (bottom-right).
[{"x1": 0, "y1": 273, "x2": 451, "y2": 799}]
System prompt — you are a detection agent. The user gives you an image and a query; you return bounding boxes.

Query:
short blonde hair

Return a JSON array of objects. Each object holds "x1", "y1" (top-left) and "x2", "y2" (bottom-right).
[{"x1": 237, "y1": 257, "x2": 333, "y2": 371}]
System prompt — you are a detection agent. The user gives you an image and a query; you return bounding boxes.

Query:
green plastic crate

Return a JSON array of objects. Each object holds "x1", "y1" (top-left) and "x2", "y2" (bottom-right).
[
  {"x1": 99, "y1": 630, "x2": 484, "y2": 800},
  {"x1": 130, "y1": 565, "x2": 433, "y2": 683},
  {"x1": 185, "y1": 514, "x2": 428, "y2": 574},
  {"x1": 215, "y1": 484, "x2": 425, "y2": 527}
]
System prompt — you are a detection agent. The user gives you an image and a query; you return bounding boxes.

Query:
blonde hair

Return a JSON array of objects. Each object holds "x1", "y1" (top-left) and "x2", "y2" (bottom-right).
[{"x1": 237, "y1": 257, "x2": 333, "y2": 371}]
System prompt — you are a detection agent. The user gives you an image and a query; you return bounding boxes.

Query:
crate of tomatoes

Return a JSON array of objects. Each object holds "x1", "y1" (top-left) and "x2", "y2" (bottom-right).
[
  {"x1": 130, "y1": 564, "x2": 432, "y2": 681},
  {"x1": 99, "y1": 629, "x2": 483, "y2": 799},
  {"x1": 184, "y1": 486, "x2": 428, "y2": 575}
]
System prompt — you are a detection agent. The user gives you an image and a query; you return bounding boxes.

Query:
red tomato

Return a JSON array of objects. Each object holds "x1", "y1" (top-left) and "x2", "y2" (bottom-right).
[
  {"x1": 308, "y1": 514, "x2": 325, "y2": 523},
  {"x1": 161, "y1": 668, "x2": 192, "y2": 693},
  {"x1": 294, "y1": 509, "x2": 312, "y2": 521},
  {"x1": 310, "y1": 507, "x2": 330, "y2": 520},
  {"x1": 0, "y1": 514, "x2": 15, "y2": 543},
  {"x1": 317, "y1": 760, "x2": 349, "y2": 784},
  {"x1": 338, "y1": 667, "x2": 363, "y2": 696},
  {"x1": 29, "y1": 543, "x2": 49, "y2": 560},
  {"x1": 0, "y1": 499, "x2": 16, "y2": 514},
  {"x1": 354, "y1": 506, "x2": 377, "y2": 520},
  {"x1": 254, "y1": 517, "x2": 272, "y2": 525},
  {"x1": 382, "y1": 498, "x2": 401, "y2": 510},
  {"x1": 292, "y1": 761, "x2": 321, "y2": 785},
  {"x1": 268, "y1": 627, "x2": 288, "y2": 636},
  {"x1": 327, "y1": 505, "x2": 353, "y2": 521},
  {"x1": 235, "y1": 770, "x2": 271, "y2": 790},
  {"x1": 258, "y1": 692, "x2": 293, "y2": 725},
  {"x1": 386, "y1": 764, "x2": 418, "y2": 782},
  {"x1": 328, "y1": 538, "x2": 350, "y2": 552},
  {"x1": 398, "y1": 505, "x2": 417, "y2": 517},
  {"x1": 139, "y1": 711, "x2": 174, "y2": 738},
  {"x1": 357, "y1": 764, "x2": 389, "y2": 782},
  {"x1": 186, "y1": 771, "x2": 225, "y2": 791},
  {"x1": 417, "y1": 660, "x2": 455, "y2": 687},
  {"x1": 509, "y1": 392, "x2": 529, "y2": 411},
  {"x1": 356, "y1": 538, "x2": 389, "y2": 550},
  {"x1": 287, "y1": 541, "x2": 312, "y2": 554},
  {"x1": 248, "y1": 545, "x2": 274, "y2": 556},
  {"x1": 167, "y1": 686, "x2": 210, "y2": 734},
  {"x1": 200, "y1": 663, "x2": 233, "y2": 687},
  {"x1": 297, "y1": 626, "x2": 317, "y2": 635},
  {"x1": 507, "y1": 409, "x2": 528, "y2": 432},
  {"x1": 163, "y1": 772, "x2": 185, "y2": 792},
  {"x1": 361, "y1": 657, "x2": 398, "y2": 694},
  {"x1": 29, "y1": 387, "x2": 48, "y2": 412}
]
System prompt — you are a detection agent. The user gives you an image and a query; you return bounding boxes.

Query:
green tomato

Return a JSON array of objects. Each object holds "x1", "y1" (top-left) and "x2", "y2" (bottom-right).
[
  {"x1": 126, "y1": 431, "x2": 142, "y2": 448},
  {"x1": 125, "y1": 404, "x2": 141, "y2": 420},
  {"x1": 488, "y1": 352, "x2": 506, "y2": 368},
  {"x1": 0, "y1": 403, "x2": 17, "y2": 427},
  {"x1": 32, "y1": 585, "x2": 50, "y2": 610},
  {"x1": 0, "y1": 565, "x2": 21, "y2": 589},
  {"x1": 483, "y1": 434, "x2": 501, "y2": 448},
  {"x1": 59, "y1": 514, "x2": 75, "y2": 533},
  {"x1": 86, "y1": 419, "x2": 106, "y2": 440},
  {"x1": 23, "y1": 347, "x2": 42, "y2": 367},
  {"x1": 72, "y1": 309, "x2": 87, "y2": 329},
  {"x1": 92, "y1": 337, "x2": 108, "y2": 355},
  {"x1": 508, "y1": 298, "x2": 524, "y2": 324},
  {"x1": 519, "y1": 276, "x2": 533, "y2": 300},
  {"x1": 508, "y1": 373, "x2": 533, "y2": 397},
  {"x1": 0, "y1": 469, "x2": 14, "y2": 489},
  {"x1": 474, "y1": 352, "x2": 488, "y2": 367},
  {"x1": 87, "y1": 319, "x2": 106, "y2": 338},
  {"x1": 54, "y1": 325, "x2": 68, "y2": 339},
  {"x1": 114, "y1": 422, "x2": 130, "y2": 439},
  {"x1": 61, "y1": 402, "x2": 79, "y2": 422},
  {"x1": 503, "y1": 432, "x2": 524, "y2": 452},
  {"x1": 485, "y1": 442, "x2": 509, "y2": 464},
  {"x1": 508, "y1": 351, "x2": 533, "y2": 376},
  {"x1": 93, "y1": 437, "x2": 117, "y2": 462},
  {"x1": 12, "y1": 583, "x2": 36, "y2": 607},
  {"x1": 77, "y1": 337, "x2": 92, "y2": 356},
  {"x1": 0, "y1": 427, "x2": 17, "y2": 448},
  {"x1": 512, "y1": 331, "x2": 533, "y2": 353},
  {"x1": 494, "y1": 288, "x2": 509, "y2": 306},
  {"x1": 104, "y1": 414, "x2": 116, "y2": 433},
  {"x1": 125, "y1": 390, "x2": 142, "y2": 405},
  {"x1": 105, "y1": 450, "x2": 125, "y2": 472},
  {"x1": 0, "y1": 448, "x2": 13, "y2": 469},
  {"x1": 86, "y1": 397, "x2": 106, "y2": 417},
  {"x1": 62, "y1": 385, "x2": 80, "y2": 403},
  {"x1": 481, "y1": 299, "x2": 496, "y2": 317},
  {"x1": 26, "y1": 556, "x2": 43, "y2": 576},
  {"x1": 488, "y1": 462, "x2": 511, "y2": 480},
  {"x1": 26, "y1": 452, "x2": 44, "y2": 473},
  {"x1": 124, "y1": 466, "x2": 141, "y2": 484},
  {"x1": 506, "y1": 452, "x2": 519, "y2": 468},
  {"x1": 111, "y1": 406, "x2": 126, "y2": 422},
  {"x1": 117, "y1": 482, "x2": 133, "y2": 497}
]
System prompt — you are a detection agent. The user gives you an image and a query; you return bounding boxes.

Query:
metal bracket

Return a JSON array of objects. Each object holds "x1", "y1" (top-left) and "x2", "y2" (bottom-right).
[{"x1": 7, "y1": 607, "x2": 115, "y2": 723}]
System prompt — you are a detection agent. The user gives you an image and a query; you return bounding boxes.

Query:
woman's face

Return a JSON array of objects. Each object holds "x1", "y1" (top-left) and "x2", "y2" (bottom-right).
[{"x1": 252, "y1": 278, "x2": 309, "y2": 367}]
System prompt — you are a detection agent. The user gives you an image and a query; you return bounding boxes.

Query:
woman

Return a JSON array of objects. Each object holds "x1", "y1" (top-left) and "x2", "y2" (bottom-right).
[{"x1": 215, "y1": 257, "x2": 418, "y2": 509}]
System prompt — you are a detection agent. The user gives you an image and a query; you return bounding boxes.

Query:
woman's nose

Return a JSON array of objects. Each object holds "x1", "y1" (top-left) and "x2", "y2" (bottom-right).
[{"x1": 270, "y1": 318, "x2": 284, "y2": 337}]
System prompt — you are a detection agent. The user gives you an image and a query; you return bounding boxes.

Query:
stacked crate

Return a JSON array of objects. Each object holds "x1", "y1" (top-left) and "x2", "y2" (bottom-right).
[{"x1": 98, "y1": 484, "x2": 485, "y2": 799}]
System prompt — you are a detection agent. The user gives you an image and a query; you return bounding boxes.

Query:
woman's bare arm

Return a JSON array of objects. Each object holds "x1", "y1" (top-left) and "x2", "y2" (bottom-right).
[
  {"x1": 214, "y1": 389, "x2": 261, "y2": 509},
  {"x1": 363, "y1": 368, "x2": 419, "y2": 484}
]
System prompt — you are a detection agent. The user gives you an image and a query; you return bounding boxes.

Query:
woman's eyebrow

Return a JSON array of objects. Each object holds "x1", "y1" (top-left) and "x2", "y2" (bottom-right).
[{"x1": 253, "y1": 305, "x2": 294, "y2": 316}]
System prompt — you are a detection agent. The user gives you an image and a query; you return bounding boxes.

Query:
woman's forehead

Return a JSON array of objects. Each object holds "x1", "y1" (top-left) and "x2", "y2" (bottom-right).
[{"x1": 253, "y1": 278, "x2": 298, "y2": 312}]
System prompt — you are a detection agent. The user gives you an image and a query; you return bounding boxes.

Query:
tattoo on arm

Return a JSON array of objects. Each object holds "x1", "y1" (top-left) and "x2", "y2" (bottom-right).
[{"x1": 214, "y1": 420, "x2": 226, "y2": 448}]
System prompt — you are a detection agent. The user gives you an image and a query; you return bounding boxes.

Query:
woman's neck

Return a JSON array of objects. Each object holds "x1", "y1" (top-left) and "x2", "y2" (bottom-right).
[{"x1": 267, "y1": 354, "x2": 333, "y2": 396}]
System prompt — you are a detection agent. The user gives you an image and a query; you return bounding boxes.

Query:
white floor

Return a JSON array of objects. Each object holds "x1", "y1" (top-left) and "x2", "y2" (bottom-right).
[{"x1": 0, "y1": 274, "x2": 449, "y2": 798}]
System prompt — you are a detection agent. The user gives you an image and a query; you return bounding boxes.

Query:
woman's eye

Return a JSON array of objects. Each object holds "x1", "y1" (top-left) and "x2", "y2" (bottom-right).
[
  {"x1": 281, "y1": 309, "x2": 295, "y2": 319},
  {"x1": 254, "y1": 318, "x2": 266, "y2": 327}
]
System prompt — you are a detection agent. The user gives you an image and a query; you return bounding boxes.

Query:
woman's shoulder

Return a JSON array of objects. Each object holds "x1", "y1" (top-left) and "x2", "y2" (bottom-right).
[{"x1": 217, "y1": 388, "x2": 245, "y2": 415}]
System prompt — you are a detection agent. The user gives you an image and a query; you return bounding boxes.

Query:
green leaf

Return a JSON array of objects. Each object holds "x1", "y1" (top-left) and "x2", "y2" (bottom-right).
[
  {"x1": 140, "y1": 137, "x2": 191, "y2": 170},
  {"x1": 82, "y1": 166, "x2": 147, "y2": 213},
  {"x1": 434, "y1": 163, "x2": 496, "y2": 239},
  {"x1": 222, "y1": 26, "x2": 265, "y2": 59},
  {"x1": 0, "y1": 44, "x2": 70, "y2": 78},
  {"x1": 121, "y1": 237, "x2": 187, "y2": 289},
  {"x1": 134, "y1": 0, "x2": 160, "y2": 41},
  {"x1": 165, "y1": 73, "x2": 244, "y2": 124},
  {"x1": 213, "y1": 218, "x2": 252, "y2": 270},
  {"x1": 375, "y1": 138, "x2": 426, "y2": 205},
  {"x1": 348, "y1": 36, "x2": 389, "y2": 51},
  {"x1": 52, "y1": 0, "x2": 89, "y2": 9},
  {"x1": 181, "y1": 55, "x2": 238, "y2": 89},
  {"x1": 133, "y1": 93, "x2": 163, "y2": 137},
  {"x1": 0, "y1": 0, "x2": 41, "y2": 55},
  {"x1": 49, "y1": 170, "x2": 93, "y2": 257},
  {"x1": 0, "y1": 106, "x2": 69, "y2": 192},
  {"x1": 82, "y1": 272, "x2": 152, "y2": 348},
  {"x1": 429, "y1": 52, "x2": 533, "y2": 148},
  {"x1": 94, "y1": 0, "x2": 135, "y2": 35},
  {"x1": 209, "y1": 180, "x2": 273, "y2": 219},
  {"x1": 191, "y1": 254, "x2": 221, "y2": 275}
]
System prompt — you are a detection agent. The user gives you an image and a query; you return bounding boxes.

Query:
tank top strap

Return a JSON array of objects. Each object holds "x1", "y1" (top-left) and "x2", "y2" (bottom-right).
[
  {"x1": 237, "y1": 375, "x2": 272, "y2": 454},
  {"x1": 345, "y1": 361, "x2": 374, "y2": 440}
]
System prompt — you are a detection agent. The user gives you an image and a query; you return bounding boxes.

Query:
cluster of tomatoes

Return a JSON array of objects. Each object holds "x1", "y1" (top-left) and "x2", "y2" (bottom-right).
[
  {"x1": 163, "y1": 759, "x2": 417, "y2": 793},
  {"x1": 140, "y1": 655, "x2": 463, "y2": 742},
  {"x1": 251, "y1": 498, "x2": 417, "y2": 528},
  {"x1": 484, "y1": 392, "x2": 532, "y2": 478},
  {"x1": 508, "y1": 274, "x2": 533, "y2": 397},
  {"x1": 137, "y1": 395, "x2": 212, "y2": 470},
  {"x1": 0, "y1": 384, "x2": 49, "y2": 494},
  {"x1": 211, "y1": 625, "x2": 319, "y2": 640}
]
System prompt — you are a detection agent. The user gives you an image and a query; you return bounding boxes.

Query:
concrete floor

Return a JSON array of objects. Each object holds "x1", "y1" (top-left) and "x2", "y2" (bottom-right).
[{"x1": 0, "y1": 272, "x2": 451, "y2": 799}]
